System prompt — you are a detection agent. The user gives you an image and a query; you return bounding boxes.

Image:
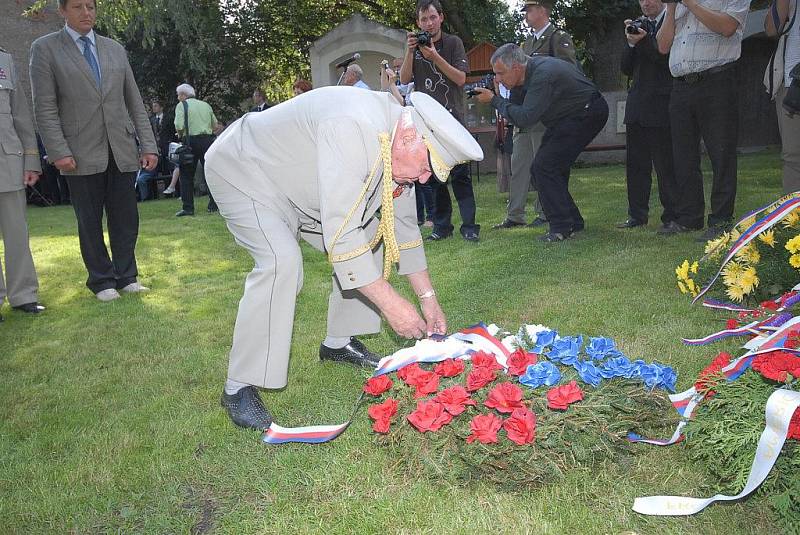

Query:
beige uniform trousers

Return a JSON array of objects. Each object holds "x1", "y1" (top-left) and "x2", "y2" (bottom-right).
[
  {"x1": 507, "y1": 127, "x2": 545, "y2": 223},
  {"x1": 777, "y1": 84, "x2": 800, "y2": 194},
  {"x1": 0, "y1": 189, "x2": 39, "y2": 306},
  {"x1": 209, "y1": 175, "x2": 382, "y2": 390}
]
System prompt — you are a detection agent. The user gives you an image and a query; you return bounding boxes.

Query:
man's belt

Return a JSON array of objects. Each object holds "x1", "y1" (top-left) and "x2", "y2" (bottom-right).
[{"x1": 676, "y1": 62, "x2": 737, "y2": 84}]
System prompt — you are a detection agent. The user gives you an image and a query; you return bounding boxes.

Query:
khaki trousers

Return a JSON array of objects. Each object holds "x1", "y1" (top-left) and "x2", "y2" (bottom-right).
[
  {"x1": 0, "y1": 189, "x2": 39, "y2": 306},
  {"x1": 207, "y1": 173, "x2": 382, "y2": 389},
  {"x1": 777, "y1": 84, "x2": 800, "y2": 194},
  {"x1": 508, "y1": 127, "x2": 544, "y2": 223}
]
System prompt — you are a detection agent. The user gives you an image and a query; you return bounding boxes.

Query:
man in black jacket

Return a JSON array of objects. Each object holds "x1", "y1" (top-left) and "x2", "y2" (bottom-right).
[
  {"x1": 150, "y1": 100, "x2": 175, "y2": 176},
  {"x1": 618, "y1": 0, "x2": 677, "y2": 230}
]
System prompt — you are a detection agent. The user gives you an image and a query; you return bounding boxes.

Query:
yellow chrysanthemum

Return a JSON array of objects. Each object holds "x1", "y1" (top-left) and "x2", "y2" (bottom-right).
[
  {"x1": 725, "y1": 283, "x2": 746, "y2": 302},
  {"x1": 678, "y1": 281, "x2": 688, "y2": 294},
  {"x1": 690, "y1": 261, "x2": 699, "y2": 274},
  {"x1": 782, "y1": 211, "x2": 800, "y2": 230},
  {"x1": 686, "y1": 278, "x2": 698, "y2": 296},
  {"x1": 739, "y1": 266, "x2": 759, "y2": 293},
  {"x1": 722, "y1": 261, "x2": 744, "y2": 286},
  {"x1": 704, "y1": 232, "x2": 730, "y2": 257},
  {"x1": 758, "y1": 230, "x2": 776, "y2": 248},
  {"x1": 791, "y1": 254, "x2": 800, "y2": 269},
  {"x1": 735, "y1": 244, "x2": 760, "y2": 265},
  {"x1": 675, "y1": 260, "x2": 690, "y2": 281},
  {"x1": 738, "y1": 215, "x2": 757, "y2": 232},
  {"x1": 785, "y1": 235, "x2": 800, "y2": 254}
]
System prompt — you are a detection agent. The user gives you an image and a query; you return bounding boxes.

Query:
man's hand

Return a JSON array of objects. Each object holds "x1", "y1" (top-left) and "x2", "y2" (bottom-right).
[
  {"x1": 420, "y1": 298, "x2": 447, "y2": 336},
  {"x1": 53, "y1": 156, "x2": 77, "y2": 172},
  {"x1": 474, "y1": 87, "x2": 494, "y2": 104},
  {"x1": 418, "y1": 43, "x2": 438, "y2": 61},
  {"x1": 624, "y1": 19, "x2": 648, "y2": 46},
  {"x1": 23, "y1": 170, "x2": 40, "y2": 187},
  {"x1": 141, "y1": 153, "x2": 158, "y2": 171},
  {"x1": 406, "y1": 31, "x2": 419, "y2": 50},
  {"x1": 383, "y1": 296, "x2": 427, "y2": 339}
]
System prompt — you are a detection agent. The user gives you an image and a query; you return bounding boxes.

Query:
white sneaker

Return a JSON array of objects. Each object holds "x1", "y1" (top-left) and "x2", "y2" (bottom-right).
[
  {"x1": 96, "y1": 288, "x2": 121, "y2": 302},
  {"x1": 163, "y1": 186, "x2": 175, "y2": 195},
  {"x1": 120, "y1": 282, "x2": 150, "y2": 294}
]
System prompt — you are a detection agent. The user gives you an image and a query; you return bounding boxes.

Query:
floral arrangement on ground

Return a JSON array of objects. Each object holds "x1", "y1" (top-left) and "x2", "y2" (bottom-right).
[
  {"x1": 364, "y1": 326, "x2": 679, "y2": 489},
  {"x1": 675, "y1": 193, "x2": 800, "y2": 304}
]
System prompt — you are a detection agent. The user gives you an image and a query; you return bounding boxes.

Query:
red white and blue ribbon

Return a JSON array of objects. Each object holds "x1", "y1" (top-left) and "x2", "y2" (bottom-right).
[
  {"x1": 633, "y1": 388, "x2": 800, "y2": 516},
  {"x1": 701, "y1": 298, "x2": 753, "y2": 313},
  {"x1": 692, "y1": 195, "x2": 800, "y2": 304},
  {"x1": 681, "y1": 312, "x2": 793, "y2": 346},
  {"x1": 260, "y1": 323, "x2": 507, "y2": 445}
]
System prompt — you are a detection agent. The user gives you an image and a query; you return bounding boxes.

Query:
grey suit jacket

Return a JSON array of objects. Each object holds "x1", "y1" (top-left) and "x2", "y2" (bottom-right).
[
  {"x1": 0, "y1": 49, "x2": 41, "y2": 193},
  {"x1": 29, "y1": 28, "x2": 157, "y2": 176}
]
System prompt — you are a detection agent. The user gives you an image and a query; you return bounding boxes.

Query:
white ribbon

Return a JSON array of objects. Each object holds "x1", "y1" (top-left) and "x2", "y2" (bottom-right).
[{"x1": 633, "y1": 388, "x2": 800, "y2": 516}]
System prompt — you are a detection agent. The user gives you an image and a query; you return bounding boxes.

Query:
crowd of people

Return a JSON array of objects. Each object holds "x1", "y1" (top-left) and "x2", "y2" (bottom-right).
[{"x1": 1, "y1": 0, "x2": 798, "y2": 429}]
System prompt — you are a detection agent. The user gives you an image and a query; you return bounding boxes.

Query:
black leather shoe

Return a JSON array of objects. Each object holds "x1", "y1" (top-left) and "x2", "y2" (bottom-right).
[
  {"x1": 527, "y1": 216, "x2": 548, "y2": 227},
  {"x1": 657, "y1": 221, "x2": 694, "y2": 236},
  {"x1": 221, "y1": 386, "x2": 273, "y2": 430},
  {"x1": 462, "y1": 230, "x2": 479, "y2": 242},
  {"x1": 12, "y1": 302, "x2": 45, "y2": 314},
  {"x1": 616, "y1": 218, "x2": 646, "y2": 229},
  {"x1": 492, "y1": 219, "x2": 524, "y2": 229},
  {"x1": 538, "y1": 231, "x2": 572, "y2": 242},
  {"x1": 319, "y1": 337, "x2": 381, "y2": 368},
  {"x1": 175, "y1": 209, "x2": 194, "y2": 217},
  {"x1": 426, "y1": 231, "x2": 453, "y2": 241}
]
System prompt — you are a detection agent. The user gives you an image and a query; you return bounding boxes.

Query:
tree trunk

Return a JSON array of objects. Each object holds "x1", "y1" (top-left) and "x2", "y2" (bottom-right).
[{"x1": 586, "y1": 22, "x2": 627, "y2": 91}]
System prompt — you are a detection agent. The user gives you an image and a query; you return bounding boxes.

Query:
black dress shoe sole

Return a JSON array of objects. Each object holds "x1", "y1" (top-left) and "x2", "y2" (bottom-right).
[{"x1": 12, "y1": 303, "x2": 45, "y2": 314}]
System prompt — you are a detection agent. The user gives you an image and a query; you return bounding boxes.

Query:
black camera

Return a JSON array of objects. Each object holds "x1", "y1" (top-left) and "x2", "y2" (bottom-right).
[
  {"x1": 784, "y1": 63, "x2": 800, "y2": 117},
  {"x1": 626, "y1": 18, "x2": 646, "y2": 34},
  {"x1": 416, "y1": 31, "x2": 432, "y2": 47},
  {"x1": 465, "y1": 73, "x2": 496, "y2": 97}
]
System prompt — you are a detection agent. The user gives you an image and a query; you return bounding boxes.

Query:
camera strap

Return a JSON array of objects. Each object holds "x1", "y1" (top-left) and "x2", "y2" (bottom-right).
[
  {"x1": 182, "y1": 100, "x2": 191, "y2": 146},
  {"x1": 766, "y1": 0, "x2": 797, "y2": 96}
]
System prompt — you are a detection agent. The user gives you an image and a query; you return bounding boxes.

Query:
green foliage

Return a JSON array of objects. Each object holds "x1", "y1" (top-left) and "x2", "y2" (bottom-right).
[{"x1": 685, "y1": 371, "x2": 800, "y2": 531}]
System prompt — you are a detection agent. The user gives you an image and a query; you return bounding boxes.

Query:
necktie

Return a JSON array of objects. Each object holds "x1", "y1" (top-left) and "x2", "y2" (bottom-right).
[{"x1": 79, "y1": 36, "x2": 101, "y2": 87}]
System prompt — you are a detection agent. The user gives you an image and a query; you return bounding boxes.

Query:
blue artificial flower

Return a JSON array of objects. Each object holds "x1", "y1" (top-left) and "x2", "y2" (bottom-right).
[
  {"x1": 519, "y1": 361, "x2": 561, "y2": 389},
  {"x1": 627, "y1": 359, "x2": 648, "y2": 379},
  {"x1": 532, "y1": 329, "x2": 558, "y2": 353},
  {"x1": 599, "y1": 356, "x2": 633, "y2": 379},
  {"x1": 576, "y1": 360, "x2": 603, "y2": 387},
  {"x1": 585, "y1": 337, "x2": 624, "y2": 361},
  {"x1": 640, "y1": 362, "x2": 677, "y2": 392},
  {"x1": 548, "y1": 335, "x2": 583, "y2": 365}
]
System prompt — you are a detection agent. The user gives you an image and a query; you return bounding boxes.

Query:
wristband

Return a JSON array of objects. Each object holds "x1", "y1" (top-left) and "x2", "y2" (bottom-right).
[{"x1": 417, "y1": 289, "x2": 436, "y2": 299}]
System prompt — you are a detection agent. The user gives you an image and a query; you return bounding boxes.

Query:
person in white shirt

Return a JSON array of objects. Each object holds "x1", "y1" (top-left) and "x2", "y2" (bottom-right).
[{"x1": 343, "y1": 64, "x2": 371, "y2": 90}]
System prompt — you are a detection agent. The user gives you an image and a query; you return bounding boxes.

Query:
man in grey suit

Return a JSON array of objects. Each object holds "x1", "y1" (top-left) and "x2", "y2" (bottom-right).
[
  {"x1": 0, "y1": 48, "x2": 45, "y2": 321},
  {"x1": 29, "y1": 0, "x2": 158, "y2": 302}
]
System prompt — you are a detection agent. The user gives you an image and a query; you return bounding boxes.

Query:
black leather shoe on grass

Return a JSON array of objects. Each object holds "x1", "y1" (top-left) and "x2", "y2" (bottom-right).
[
  {"x1": 426, "y1": 231, "x2": 453, "y2": 241},
  {"x1": 657, "y1": 221, "x2": 694, "y2": 236},
  {"x1": 527, "y1": 216, "x2": 548, "y2": 227},
  {"x1": 538, "y1": 231, "x2": 572, "y2": 243},
  {"x1": 319, "y1": 337, "x2": 381, "y2": 368},
  {"x1": 616, "y1": 218, "x2": 646, "y2": 229},
  {"x1": 492, "y1": 219, "x2": 524, "y2": 229},
  {"x1": 221, "y1": 386, "x2": 273, "y2": 430},
  {"x1": 12, "y1": 302, "x2": 45, "y2": 314}
]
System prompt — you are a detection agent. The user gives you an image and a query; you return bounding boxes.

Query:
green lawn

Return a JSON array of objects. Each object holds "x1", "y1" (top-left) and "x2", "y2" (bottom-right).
[{"x1": 0, "y1": 151, "x2": 787, "y2": 533}]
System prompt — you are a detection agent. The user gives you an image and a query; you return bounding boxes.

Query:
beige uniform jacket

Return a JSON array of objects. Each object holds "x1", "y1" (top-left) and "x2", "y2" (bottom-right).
[
  {"x1": 29, "y1": 28, "x2": 156, "y2": 176},
  {"x1": 0, "y1": 49, "x2": 41, "y2": 193},
  {"x1": 204, "y1": 86, "x2": 427, "y2": 290}
]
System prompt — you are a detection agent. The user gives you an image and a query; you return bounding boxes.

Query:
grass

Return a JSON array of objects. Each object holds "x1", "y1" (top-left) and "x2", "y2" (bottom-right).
[{"x1": 0, "y1": 150, "x2": 787, "y2": 533}]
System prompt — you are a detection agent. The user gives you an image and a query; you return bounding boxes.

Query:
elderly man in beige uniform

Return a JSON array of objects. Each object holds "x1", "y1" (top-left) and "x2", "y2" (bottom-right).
[
  {"x1": 205, "y1": 87, "x2": 482, "y2": 429},
  {"x1": 0, "y1": 48, "x2": 44, "y2": 321}
]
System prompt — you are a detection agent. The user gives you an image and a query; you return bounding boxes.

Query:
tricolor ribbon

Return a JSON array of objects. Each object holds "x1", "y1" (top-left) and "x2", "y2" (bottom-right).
[
  {"x1": 260, "y1": 323, "x2": 508, "y2": 445},
  {"x1": 692, "y1": 195, "x2": 800, "y2": 304},
  {"x1": 681, "y1": 312, "x2": 793, "y2": 346},
  {"x1": 633, "y1": 388, "x2": 800, "y2": 516},
  {"x1": 701, "y1": 298, "x2": 753, "y2": 313}
]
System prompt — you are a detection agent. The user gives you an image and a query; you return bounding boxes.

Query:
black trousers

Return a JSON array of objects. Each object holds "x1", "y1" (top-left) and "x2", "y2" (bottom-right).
[
  {"x1": 625, "y1": 122, "x2": 677, "y2": 224},
  {"x1": 179, "y1": 134, "x2": 216, "y2": 212},
  {"x1": 65, "y1": 151, "x2": 139, "y2": 293},
  {"x1": 431, "y1": 163, "x2": 479, "y2": 236},
  {"x1": 669, "y1": 67, "x2": 739, "y2": 229},
  {"x1": 533, "y1": 93, "x2": 609, "y2": 235}
]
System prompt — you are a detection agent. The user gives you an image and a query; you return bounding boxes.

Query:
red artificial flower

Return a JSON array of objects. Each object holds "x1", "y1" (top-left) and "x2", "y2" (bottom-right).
[
  {"x1": 503, "y1": 407, "x2": 537, "y2": 445},
  {"x1": 751, "y1": 351, "x2": 800, "y2": 382},
  {"x1": 407, "y1": 399, "x2": 453, "y2": 432},
  {"x1": 434, "y1": 358, "x2": 465, "y2": 378},
  {"x1": 434, "y1": 385, "x2": 477, "y2": 416},
  {"x1": 363, "y1": 375, "x2": 393, "y2": 396},
  {"x1": 398, "y1": 363, "x2": 427, "y2": 386},
  {"x1": 695, "y1": 352, "x2": 732, "y2": 396},
  {"x1": 484, "y1": 382, "x2": 526, "y2": 413},
  {"x1": 725, "y1": 319, "x2": 739, "y2": 330},
  {"x1": 506, "y1": 348, "x2": 538, "y2": 376},
  {"x1": 761, "y1": 300, "x2": 779, "y2": 311},
  {"x1": 786, "y1": 329, "x2": 800, "y2": 349},
  {"x1": 470, "y1": 351, "x2": 503, "y2": 372},
  {"x1": 789, "y1": 408, "x2": 800, "y2": 441},
  {"x1": 367, "y1": 398, "x2": 398, "y2": 433},
  {"x1": 466, "y1": 366, "x2": 497, "y2": 392},
  {"x1": 465, "y1": 413, "x2": 504, "y2": 444},
  {"x1": 546, "y1": 380, "x2": 584, "y2": 411},
  {"x1": 413, "y1": 371, "x2": 440, "y2": 398}
]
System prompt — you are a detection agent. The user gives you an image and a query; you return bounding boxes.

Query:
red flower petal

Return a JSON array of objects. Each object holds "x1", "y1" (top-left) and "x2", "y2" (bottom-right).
[
  {"x1": 507, "y1": 348, "x2": 539, "y2": 376},
  {"x1": 407, "y1": 400, "x2": 453, "y2": 432},
  {"x1": 503, "y1": 407, "x2": 536, "y2": 445},
  {"x1": 435, "y1": 385, "x2": 477, "y2": 416},
  {"x1": 363, "y1": 375, "x2": 393, "y2": 396},
  {"x1": 466, "y1": 367, "x2": 497, "y2": 392},
  {"x1": 546, "y1": 380, "x2": 584, "y2": 411},
  {"x1": 434, "y1": 358, "x2": 465, "y2": 377},
  {"x1": 484, "y1": 382, "x2": 525, "y2": 413},
  {"x1": 471, "y1": 351, "x2": 503, "y2": 372},
  {"x1": 466, "y1": 413, "x2": 503, "y2": 444}
]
